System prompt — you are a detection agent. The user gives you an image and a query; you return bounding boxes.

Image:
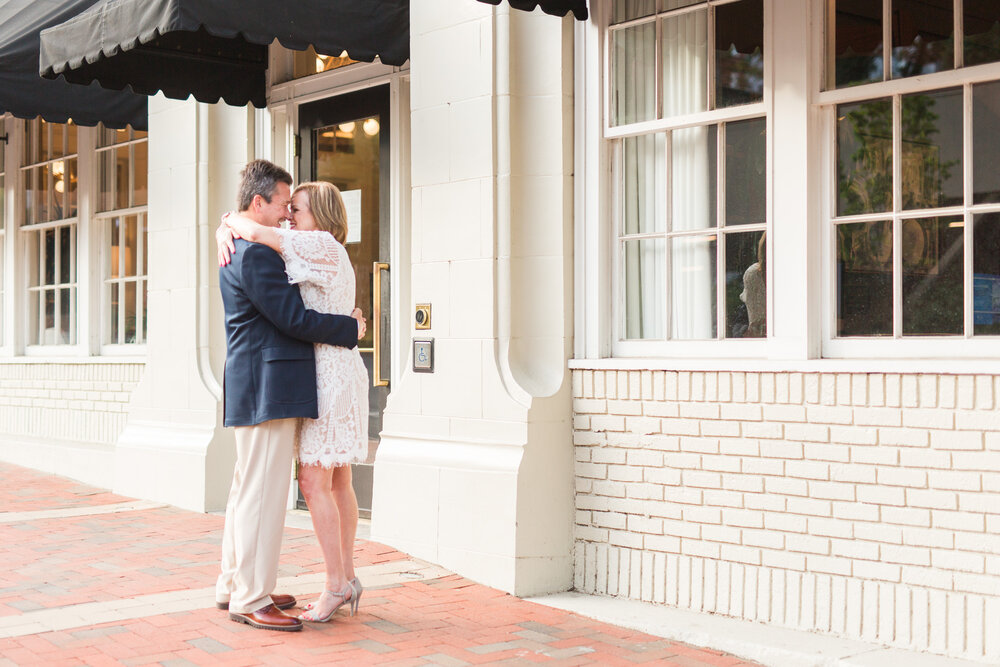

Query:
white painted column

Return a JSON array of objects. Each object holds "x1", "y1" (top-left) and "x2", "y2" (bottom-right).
[
  {"x1": 767, "y1": 0, "x2": 823, "y2": 360},
  {"x1": 372, "y1": 0, "x2": 575, "y2": 596},
  {"x1": 113, "y1": 96, "x2": 250, "y2": 512}
]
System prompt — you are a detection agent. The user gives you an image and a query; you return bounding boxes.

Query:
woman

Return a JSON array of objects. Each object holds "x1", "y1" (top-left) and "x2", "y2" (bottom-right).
[{"x1": 218, "y1": 181, "x2": 368, "y2": 622}]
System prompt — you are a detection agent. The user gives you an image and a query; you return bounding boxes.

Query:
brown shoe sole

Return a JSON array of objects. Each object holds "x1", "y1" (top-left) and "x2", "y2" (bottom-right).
[
  {"x1": 229, "y1": 612, "x2": 302, "y2": 632},
  {"x1": 217, "y1": 599, "x2": 296, "y2": 611}
]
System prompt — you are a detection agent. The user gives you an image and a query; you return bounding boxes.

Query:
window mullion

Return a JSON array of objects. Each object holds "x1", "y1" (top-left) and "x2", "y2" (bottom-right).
[
  {"x1": 717, "y1": 123, "x2": 726, "y2": 339},
  {"x1": 954, "y1": 0, "x2": 964, "y2": 70},
  {"x1": 883, "y1": 0, "x2": 891, "y2": 82},
  {"x1": 964, "y1": 83, "x2": 974, "y2": 337},
  {"x1": 118, "y1": 218, "x2": 125, "y2": 344},
  {"x1": 892, "y1": 94, "x2": 902, "y2": 338}
]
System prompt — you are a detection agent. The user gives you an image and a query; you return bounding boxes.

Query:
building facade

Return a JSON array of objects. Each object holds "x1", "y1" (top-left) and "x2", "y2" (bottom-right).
[{"x1": 1, "y1": 0, "x2": 998, "y2": 662}]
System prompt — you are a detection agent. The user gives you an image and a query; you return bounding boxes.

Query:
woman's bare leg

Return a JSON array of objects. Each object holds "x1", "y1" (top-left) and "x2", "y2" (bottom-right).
[
  {"x1": 298, "y1": 464, "x2": 350, "y2": 618},
  {"x1": 330, "y1": 465, "x2": 359, "y2": 582}
]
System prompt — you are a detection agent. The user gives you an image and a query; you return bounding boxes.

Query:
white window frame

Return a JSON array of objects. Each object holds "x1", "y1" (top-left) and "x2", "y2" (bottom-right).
[
  {"x1": 1, "y1": 119, "x2": 148, "y2": 359},
  {"x1": 19, "y1": 119, "x2": 82, "y2": 354},
  {"x1": 95, "y1": 128, "x2": 148, "y2": 354},
  {"x1": 819, "y1": 14, "x2": 1000, "y2": 359},
  {"x1": 596, "y1": 0, "x2": 773, "y2": 359}
]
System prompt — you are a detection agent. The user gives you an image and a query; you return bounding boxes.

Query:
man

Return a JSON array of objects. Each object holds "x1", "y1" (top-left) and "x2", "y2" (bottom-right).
[{"x1": 215, "y1": 160, "x2": 363, "y2": 632}]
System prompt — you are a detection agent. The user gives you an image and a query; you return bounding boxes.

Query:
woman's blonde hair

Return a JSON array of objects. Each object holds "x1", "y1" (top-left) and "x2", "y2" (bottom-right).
[{"x1": 293, "y1": 181, "x2": 348, "y2": 244}]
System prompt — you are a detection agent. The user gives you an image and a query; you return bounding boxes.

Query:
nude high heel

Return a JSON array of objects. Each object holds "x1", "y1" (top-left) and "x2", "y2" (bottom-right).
[
  {"x1": 299, "y1": 586, "x2": 349, "y2": 623},
  {"x1": 348, "y1": 577, "x2": 363, "y2": 616}
]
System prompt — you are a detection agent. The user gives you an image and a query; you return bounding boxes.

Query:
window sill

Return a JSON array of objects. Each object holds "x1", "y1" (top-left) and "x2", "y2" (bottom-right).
[{"x1": 569, "y1": 356, "x2": 1000, "y2": 376}]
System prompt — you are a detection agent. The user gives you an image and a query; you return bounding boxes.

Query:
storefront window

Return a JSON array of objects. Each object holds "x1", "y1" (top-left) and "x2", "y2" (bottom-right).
[
  {"x1": 834, "y1": 82, "x2": 1000, "y2": 338},
  {"x1": 97, "y1": 124, "x2": 148, "y2": 345},
  {"x1": 610, "y1": 0, "x2": 767, "y2": 343},
  {"x1": 21, "y1": 119, "x2": 77, "y2": 346},
  {"x1": 831, "y1": 0, "x2": 1000, "y2": 89}
]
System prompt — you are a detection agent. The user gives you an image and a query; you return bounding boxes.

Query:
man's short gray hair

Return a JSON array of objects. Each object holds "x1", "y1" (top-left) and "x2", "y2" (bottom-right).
[{"x1": 237, "y1": 160, "x2": 293, "y2": 211}]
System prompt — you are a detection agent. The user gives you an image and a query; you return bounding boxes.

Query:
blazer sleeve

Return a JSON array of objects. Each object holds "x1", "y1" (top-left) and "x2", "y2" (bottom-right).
[{"x1": 241, "y1": 242, "x2": 358, "y2": 349}]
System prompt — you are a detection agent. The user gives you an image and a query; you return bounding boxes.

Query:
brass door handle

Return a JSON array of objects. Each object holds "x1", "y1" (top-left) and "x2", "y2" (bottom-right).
[{"x1": 372, "y1": 261, "x2": 390, "y2": 387}]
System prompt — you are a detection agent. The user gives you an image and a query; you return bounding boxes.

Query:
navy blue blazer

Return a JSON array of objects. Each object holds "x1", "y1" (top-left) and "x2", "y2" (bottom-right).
[{"x1": 220, "y1": 238, "x2": 358, "y2": 427}]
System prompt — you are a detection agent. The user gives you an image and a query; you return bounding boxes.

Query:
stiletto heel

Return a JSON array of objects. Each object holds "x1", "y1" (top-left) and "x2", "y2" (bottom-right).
[{"x1": 348, "y1": 578, "x2": 363, "y2": 616}]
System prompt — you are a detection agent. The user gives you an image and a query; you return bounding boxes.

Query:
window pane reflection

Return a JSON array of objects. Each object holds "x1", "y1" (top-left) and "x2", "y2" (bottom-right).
[
  {"x1": 624, "y1": 238, "x2": 665, "y2": 339},
  {"x1": 671, "y1": 235, "x2": 717, "y2": 339},
  {"x1": 964, "y1": 0, "x2": 1000, "y2": 67},
  {"x1": 974, "y1": 213, "x2": 1000, "y2": 334},
  {"x1": 612, "y1": 22, "x2": 656, "y2": 126},
  {"x1": 727, "y1": 231, "x2": 766, "y2": 338},
  {"x1": 725, "y1": 118, "x2": 766, "y2": 225},
  {"x1": 834, "y1": 0, "x2": 884, "y2": 87},
  {"x1": 672, "y1": 125, "x2": 716, "y2": 231},
  {"x1": 973, "y1": 80, "x2": 1000, "y2": 204},
  {"x1": 837, "y1": 221, "x2": 893, "y2": 336},
  {"x1": 838, "y1": 99, "x2": 893, "y2": 216},
  {"x1": 715, "y1": 0, "x2": 763, "y2": 108},
  {"x1": 892, "y1": 0, "x2": 953, "y2": 79},
  {"x1": 901, "y1": 88, "x2": 963, "y2": 210},
  {"x1": 902, "y1": 217, "x2": 964, "y2": 335}
]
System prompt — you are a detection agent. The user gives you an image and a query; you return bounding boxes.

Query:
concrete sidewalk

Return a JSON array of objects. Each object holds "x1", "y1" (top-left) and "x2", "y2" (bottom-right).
[{"x1": 0, "y1": 461, "x2": 759, "y2": 666}]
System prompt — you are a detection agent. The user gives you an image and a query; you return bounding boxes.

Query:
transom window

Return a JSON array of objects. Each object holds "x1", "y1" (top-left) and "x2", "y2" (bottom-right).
[
  {"x1": 21, "y1": 119, "x2": 78, "y2": 346},
  {"x1": 97, "y1": 124, "x2": 148, "y2": 346},
  {"x1": 608, "y1": 0, "x2": 767, "y2": 344}
]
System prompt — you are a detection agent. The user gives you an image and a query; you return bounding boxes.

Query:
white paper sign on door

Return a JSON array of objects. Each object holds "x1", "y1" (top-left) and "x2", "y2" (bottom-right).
[{"x1": 342, "y1": 189, "x2": 362, "y2": 244}]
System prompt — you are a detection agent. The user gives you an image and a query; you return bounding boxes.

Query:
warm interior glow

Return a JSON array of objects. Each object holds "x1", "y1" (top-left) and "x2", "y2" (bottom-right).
[{"x1": 363, "y1": 118, "x2": 380, "y2": 136}]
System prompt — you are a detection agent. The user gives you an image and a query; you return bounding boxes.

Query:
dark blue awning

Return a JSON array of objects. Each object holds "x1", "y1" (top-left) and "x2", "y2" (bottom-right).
[
  {"x1": 477, "y1": 0, "x2": 588, "y2": 20},
  {"x1": 39, "y1": 0, "x2": 409, "y2": 108},
  {"x1": 0, "y1": 0, "x2": 146, "y2": 128}
]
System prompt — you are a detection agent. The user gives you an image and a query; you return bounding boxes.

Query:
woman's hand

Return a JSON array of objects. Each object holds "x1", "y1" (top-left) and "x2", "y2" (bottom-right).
[
  {"x1": 351, "y1": 307, "x2": 367, "y2": 340},
  {"x1": 216, "y1": 213, "x2": 242, "y2": 266}
]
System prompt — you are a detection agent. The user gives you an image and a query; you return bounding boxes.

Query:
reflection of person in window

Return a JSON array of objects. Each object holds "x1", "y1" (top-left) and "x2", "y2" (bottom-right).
[{"x1": 740, "y1": 232, "x2": 766, "y2": 338}]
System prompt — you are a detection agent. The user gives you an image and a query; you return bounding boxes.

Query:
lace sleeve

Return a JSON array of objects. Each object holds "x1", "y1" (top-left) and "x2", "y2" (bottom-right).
[{"x1": 274, "y1": 228, "x2": 342, "y2": 285}]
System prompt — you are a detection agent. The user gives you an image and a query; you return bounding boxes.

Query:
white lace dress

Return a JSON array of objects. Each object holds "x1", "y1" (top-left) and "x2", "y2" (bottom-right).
[{"x1": 275, "y1": 228, "x2": 369, "y2": 468}]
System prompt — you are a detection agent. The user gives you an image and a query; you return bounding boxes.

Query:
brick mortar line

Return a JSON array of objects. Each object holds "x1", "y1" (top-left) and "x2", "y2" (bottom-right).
[
  {"x1": 0, "y1": 559, "x2": 452, "y2": 639},
  {"x1": 0, "y1": 500, "x2": 168, "y2": 523}
]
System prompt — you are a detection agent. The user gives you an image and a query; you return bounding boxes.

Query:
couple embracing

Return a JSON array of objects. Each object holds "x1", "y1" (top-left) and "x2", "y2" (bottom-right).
[{"x1": 214, "y1": 160, "x2": 369, "y2": 632}]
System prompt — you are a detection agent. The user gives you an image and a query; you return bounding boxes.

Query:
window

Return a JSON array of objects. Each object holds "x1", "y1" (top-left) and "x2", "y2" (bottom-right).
[
  {"x1": 21, "y1": 119, "x2": 78, "y2": 346},
  {"x1": 97, "y1": 124, "x2": 148, "y2": 346},
  {"x1": 831, "y1": 0, "x2": 1000, "y2": 89},
  {"x1": 608, "y1": 0, "x2": 767, "y2": 343},
  {"x1": 829, "y1": 2, "x2": 1000, "y2": 340}
]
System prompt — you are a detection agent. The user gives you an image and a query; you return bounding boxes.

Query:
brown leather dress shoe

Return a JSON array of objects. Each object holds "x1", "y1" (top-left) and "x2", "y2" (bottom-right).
[
  {"x1": 229, "y1": 603, "x2": 302, "y2": 631},
  {"x1": 216, "y1": 593, "x2": 296, "y2": 611}
]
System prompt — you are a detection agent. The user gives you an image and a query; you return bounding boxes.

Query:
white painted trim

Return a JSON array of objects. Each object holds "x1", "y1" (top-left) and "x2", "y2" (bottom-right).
[{"x1": 568, "y1": 355, "x2": 1000, "y2": 375}]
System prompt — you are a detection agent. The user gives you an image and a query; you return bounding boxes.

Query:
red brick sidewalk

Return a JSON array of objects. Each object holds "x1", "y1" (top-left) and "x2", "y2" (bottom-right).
[{"x1": 0, "y1": 462, "x2": 761, "y2": 666}]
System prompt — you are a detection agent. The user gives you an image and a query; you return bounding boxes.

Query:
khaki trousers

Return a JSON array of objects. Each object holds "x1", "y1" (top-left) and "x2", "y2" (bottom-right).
[{"x1": 215, "y1": 418, "x2": 297, "y2": 614}]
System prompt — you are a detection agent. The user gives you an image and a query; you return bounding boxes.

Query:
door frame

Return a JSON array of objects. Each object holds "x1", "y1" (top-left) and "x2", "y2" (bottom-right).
[
  {"x1": 264, "y1": 59, "x2": 411, "y2": 514},
  {"x1": 265, "y1": 62, "x2": 411, "y2": 398}
]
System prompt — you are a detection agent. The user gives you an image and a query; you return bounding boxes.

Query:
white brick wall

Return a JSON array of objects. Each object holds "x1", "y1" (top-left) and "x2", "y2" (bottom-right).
[
  {"x1": 0, "y1": 363, "x2": 143, "y2": 446},
  {"x1": 573, "y1": 369, "x2": 1000, "y2": 662}
]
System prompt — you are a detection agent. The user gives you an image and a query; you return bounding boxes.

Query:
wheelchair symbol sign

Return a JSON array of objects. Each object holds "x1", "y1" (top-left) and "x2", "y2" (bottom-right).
[{"x1": 413, "y1": 338, "x2": 434, "y2": 373}]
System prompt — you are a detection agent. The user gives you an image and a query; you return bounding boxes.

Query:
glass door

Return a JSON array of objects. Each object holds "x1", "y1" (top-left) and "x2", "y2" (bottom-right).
[{"x1": 297, "y1": 86, "x2": 390, "y2": 517}]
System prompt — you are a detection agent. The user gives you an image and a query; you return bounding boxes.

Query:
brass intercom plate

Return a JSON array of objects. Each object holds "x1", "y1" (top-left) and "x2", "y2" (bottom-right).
[{"x1": 415, "y1": 303, "x2": 431, "y2": 330}]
